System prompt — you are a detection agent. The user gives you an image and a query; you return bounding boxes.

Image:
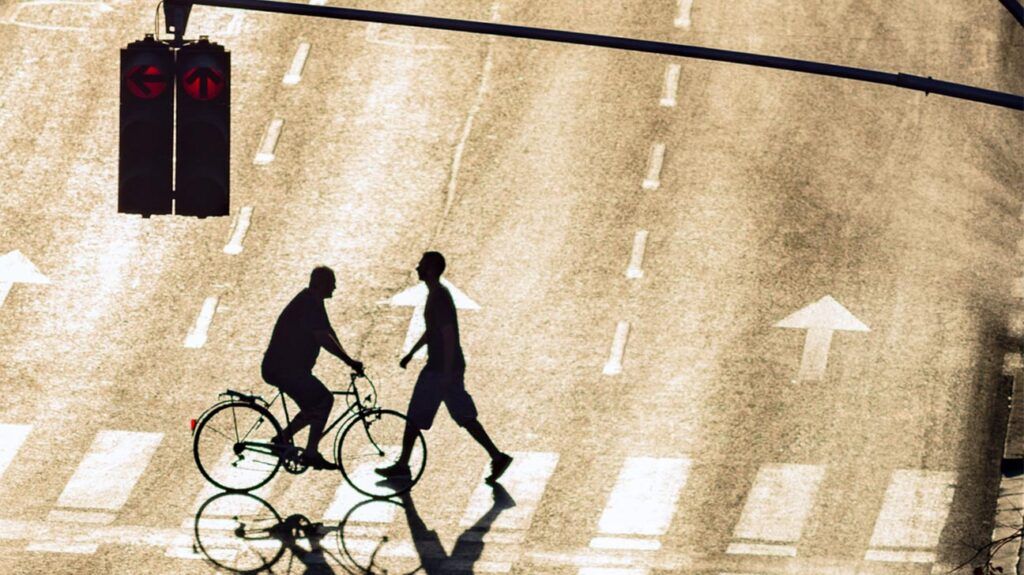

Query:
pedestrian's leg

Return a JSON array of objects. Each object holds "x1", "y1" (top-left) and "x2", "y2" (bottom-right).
[
  {"x1": 395, "y1": 422, "x2": 420, "y2": 467},
  {"x1": 462, "y1": 418, "x2": 501, "y2": 459}
]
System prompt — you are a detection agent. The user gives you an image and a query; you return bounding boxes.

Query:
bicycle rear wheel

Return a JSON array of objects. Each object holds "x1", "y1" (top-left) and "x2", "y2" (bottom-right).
[
  {"x1": 193, "y1": 401, "x2": 283, "y2": 492},
  {"x1": 335, "y1": 409, "x2": 426, "y2": 498}
]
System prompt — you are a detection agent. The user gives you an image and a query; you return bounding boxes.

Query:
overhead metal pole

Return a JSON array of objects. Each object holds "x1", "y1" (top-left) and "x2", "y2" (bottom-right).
[
  {"x1": 164, "y1": 0, "x2": 1023, "y2": 111},
  {"x1": 997, "y1": 0, "x2": 1024, "y2": 27}
]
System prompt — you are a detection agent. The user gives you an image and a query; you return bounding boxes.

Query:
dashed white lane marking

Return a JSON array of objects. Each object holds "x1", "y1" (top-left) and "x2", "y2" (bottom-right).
[
  {"x1": 625, "y1": 230, "x2": 649, "y2": 279},
  {"x1": 223, "y1": 206, "x2": 254, "y2": 254},
  {"x1": 224, "y1": 11, "x2": 244, "y2": 35},
  {"x1": 0, "y1": 423, "x2": 31, "y2": 481},
  {"x1": 460, "y1": 451, "x2": 559, "y2": 531},
  {"x1": 53, "y1": 431, "x2": 163, "y2": 512},
  {"x1": 253, "y1": 118, "x2": 284, "y2": 165},
  {"x1": 674, "y1": 0, "x2": 693, "y2": 28},
  {"x1": 592, "y1": 457, "x2": 691, "y2": 548},
  {"x1": 308, "y1": 0, "x2": 325, "y2": 5},
  {"x1": 184, "y1": 296, "x2": 220, "y2": 348},
  {"x1": 727, "y1": 463, "x2": 825, "y2": 557},
  {"x1": 659, "y1": 64, "x2": 681, "y2": 107},
  {"x1": 282, "y1": 42, "x2": 310, "y2": 85},
  {"x1": 641, "y1": 143, "x2": 666, "y2": 190},
  {"x1": 865, "y1": 469, "x2": 956, "y2": 563},
  {"x1": 602, "y1": 321, "x2": 631, "y2": 376}
]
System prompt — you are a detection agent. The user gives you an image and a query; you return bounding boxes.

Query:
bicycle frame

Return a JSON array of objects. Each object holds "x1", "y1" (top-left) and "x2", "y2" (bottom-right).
[{"x1": 262, "y1": 373, "x2": 378, "y2": 441}]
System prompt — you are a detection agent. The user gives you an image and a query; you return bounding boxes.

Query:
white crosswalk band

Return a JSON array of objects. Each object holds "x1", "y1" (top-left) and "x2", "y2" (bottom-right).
[
  {"x1": 323, "y1": 446, "x2": 404, "y2": 523},
  {"x1": 865, "y1": 469, "x2": 956, "y2": 563},
  {"x1": 727, "y1": 463, "x2": 825, "y2": 556},
  {"x1": 597, "y1": 457, "x2": 691, "y2": 536},
  {"x1": 460, "y1": 452, "x2": 558, "y2": 530},
  {"x1": 0, "y1": 424, "x2": 32, "y2": 482},
  {"x1": 57, "y1": 431, "x2": 163, "y2": 511}
]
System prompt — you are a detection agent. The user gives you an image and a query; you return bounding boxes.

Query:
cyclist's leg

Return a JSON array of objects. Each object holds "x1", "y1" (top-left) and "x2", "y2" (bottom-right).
[{"x1": 264, "y1": 367, "x2": 333, "y2": 451}]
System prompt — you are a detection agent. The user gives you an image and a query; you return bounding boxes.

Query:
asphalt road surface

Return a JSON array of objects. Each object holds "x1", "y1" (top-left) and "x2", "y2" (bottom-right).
[{"x1": 0, "y1": 0, "x2": 1021, "y2": 574}]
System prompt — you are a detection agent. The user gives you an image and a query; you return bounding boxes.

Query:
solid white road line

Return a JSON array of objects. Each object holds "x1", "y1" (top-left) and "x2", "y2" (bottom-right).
[
  {"x1": 659, "y1": 64, "x2": 681, "y2": 107},
  {"x1": 674, "y1": 0, "x2": 693, "y2": 28},
  {"x1": 602, "y1": 321, "x2": 631, "y2": 375},
  {"x1": 282, "y1": 42, "x2": 310, "y2": 85},
  {"x1": 54, "y1": 431, "x2": 163, "y2": 512},
  {"x1": 727, "y1": 463, "x2": 825, "y2": 557},
  {"x1": 865, "y1": 469, "x2": 956, "y2": 563},
  {"x1": 460, "y1": 451, "x2": 559, "y2": 531},
  {"x1": 0, "y1": 423, "x2": 31, "y2": 481},
  {"x1": 642, "y1": 143, "x2": 665, "y2": 190},
  {"x1": 184, "y1": 296, "x2": 219, "y2": 348},
  {"x1": 254, "y1": 118, "x2": 284, "y2": 165},
  {"x1": 223, "y1": 206, "x2": 254, "y2": 254},
  {"x1": 625, "y1": 230, "x2": 649, "y2": 279},
  {"x1": 594, "y1": 457, "x2": 691, "y2": 539},
  {"x1": 588, "y1": 536, "x2": 661, "y2": 550},
  {"x1": 579, "y1": 568, "x2": 649, "y2": 575}
]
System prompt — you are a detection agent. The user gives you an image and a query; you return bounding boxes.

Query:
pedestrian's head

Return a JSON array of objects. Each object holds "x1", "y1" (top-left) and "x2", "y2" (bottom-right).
[
  {"x1": 416, "y1": 251, "x2": 445, "y2": 282},
  {"x1": 309, "y1": 266, "x2": 336, "y2": 299}
]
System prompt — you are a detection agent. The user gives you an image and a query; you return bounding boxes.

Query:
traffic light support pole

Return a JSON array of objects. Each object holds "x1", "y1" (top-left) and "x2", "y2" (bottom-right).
[{"x1": 162, "y1": 0, "x2": 1024, "y2": 111}]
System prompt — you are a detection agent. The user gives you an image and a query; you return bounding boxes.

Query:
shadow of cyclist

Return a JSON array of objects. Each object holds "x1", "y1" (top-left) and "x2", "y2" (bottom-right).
[{"x1": 399, "y1": 482, "x2": 516, "y2": 574}]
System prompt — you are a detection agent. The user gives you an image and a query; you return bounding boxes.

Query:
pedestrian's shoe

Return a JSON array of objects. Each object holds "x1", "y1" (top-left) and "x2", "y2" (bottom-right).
[
  {"x1": 486, "y1": 453, "x2": 514, "y2": 484},
  {"x1": 300, "y1": 452, "x2": 338, "y2": 471},
  {"x1": 375, "y1": 463, "x2": 412, "y2": 479}
]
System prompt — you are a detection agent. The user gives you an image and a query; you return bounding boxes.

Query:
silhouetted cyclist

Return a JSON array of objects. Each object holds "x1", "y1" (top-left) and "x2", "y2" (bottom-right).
[
  {"x1": 376, "y1": 252, "x2": 513, "y2": 484},
  {"x1": 262, "y1": 266, "x2": 363, "y2": 470}
]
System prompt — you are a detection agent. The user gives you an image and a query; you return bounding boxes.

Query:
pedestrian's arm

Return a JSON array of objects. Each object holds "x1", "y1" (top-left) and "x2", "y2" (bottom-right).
[{"x1": 400, "y1": 333, "x2": 426, "y2": 368}]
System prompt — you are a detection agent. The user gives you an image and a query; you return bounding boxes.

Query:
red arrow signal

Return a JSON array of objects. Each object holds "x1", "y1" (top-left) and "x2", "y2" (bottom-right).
[
  {"x1": 182, "y1": 66, "x2": 225, "y2": 101},
  {"x1": 125, "y1": 65, "x2": 168, "y2": 99}
]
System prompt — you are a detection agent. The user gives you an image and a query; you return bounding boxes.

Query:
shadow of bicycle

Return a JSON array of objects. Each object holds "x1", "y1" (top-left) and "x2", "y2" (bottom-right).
[{"x1": 191, "y1": 483, "x2": 517, "y2": 575}]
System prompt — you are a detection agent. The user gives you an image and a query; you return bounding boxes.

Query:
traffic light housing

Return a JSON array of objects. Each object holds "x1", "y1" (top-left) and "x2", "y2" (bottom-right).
[
  {"x1": 118, "y1": 35, "x2": 174, "y2": 216},
  {"x1": 175, "y1": 38, "x2": 230, "y2": 218}
]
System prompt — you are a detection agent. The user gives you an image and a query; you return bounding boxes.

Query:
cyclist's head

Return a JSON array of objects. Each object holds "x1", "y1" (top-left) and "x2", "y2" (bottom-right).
[
  {"x1": 309, "y1": 266, "x2": 336, "y2": 298},
  {"x1": 417, "y1": 251, "x2": 445, "y2": 281}
]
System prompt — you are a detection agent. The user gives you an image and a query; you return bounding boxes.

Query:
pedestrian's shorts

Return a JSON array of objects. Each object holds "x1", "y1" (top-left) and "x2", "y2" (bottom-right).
[{"x1": 405, "y1": 370, "x2": 478, "y2": 430}]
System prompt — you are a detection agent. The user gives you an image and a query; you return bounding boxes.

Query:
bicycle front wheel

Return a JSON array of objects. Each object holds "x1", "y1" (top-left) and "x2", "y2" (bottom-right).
[
  {"x1": 193, "y1": 401, "x2": 283, "y2": 492},
  {"x1": 335, "y1": 409, "x2": 426, "y2": 498}
]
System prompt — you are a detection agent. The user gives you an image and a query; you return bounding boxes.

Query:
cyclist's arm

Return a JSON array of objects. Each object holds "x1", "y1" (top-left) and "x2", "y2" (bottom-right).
[{"x1": 314, "y1": 329, "x2": 361, "y2": 371}]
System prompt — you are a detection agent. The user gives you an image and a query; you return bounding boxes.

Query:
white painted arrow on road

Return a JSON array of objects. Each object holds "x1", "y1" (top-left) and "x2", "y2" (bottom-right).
[
  {"x1": 382, "y1": 278, "x2": 480, "y2": 360},
  {"x1": 774, "y1": 295, "x2": 869, "y2": 381},
  {"x1": 0, "y1": 250, "x2": 51, "y2": 309}
]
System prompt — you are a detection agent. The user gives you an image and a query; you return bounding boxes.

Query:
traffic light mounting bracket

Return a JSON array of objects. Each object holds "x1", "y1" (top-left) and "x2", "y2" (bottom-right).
[{"x1": 163, "y1": 0, "x2": 192, "y2": 47}]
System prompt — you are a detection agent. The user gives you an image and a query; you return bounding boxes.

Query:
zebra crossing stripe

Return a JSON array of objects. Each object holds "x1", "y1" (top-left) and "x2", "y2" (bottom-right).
[
  {"x1": 591, "y1": 457, "x2": 691, "y2": 549},
  {"x1": 865, "y1": 469, "x2": 956, "y2": 563},
  {"x1": 0, "y1": 423, "x2": 31, "y2": 482},
  {"x1": 726, "y1": 463, "x2": 825, "y2": 557},
  {"x1": 54, "y1": 431, "x2": 163, "y2": 512},
  {"x1": 460, "y1": 451, "x2": 559, "y2": 532},
  {"x1": 29, "y1": 431, "x2": 162, "y2": 553},
  {"x1": 323, "y1": 445, "x2": 404, "y2": 523}
]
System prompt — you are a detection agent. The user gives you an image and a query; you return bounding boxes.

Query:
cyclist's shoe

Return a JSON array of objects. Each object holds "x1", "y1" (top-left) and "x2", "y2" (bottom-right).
[
  {"x1": 374, "y1": 463, "x2": 412, "y2": 479},
  {"x1": 299, "y1": 452, "x2": 338, "y2": 471},
  {"x1": 486, "y1": 453, "x2": 513, "y2": 484}
]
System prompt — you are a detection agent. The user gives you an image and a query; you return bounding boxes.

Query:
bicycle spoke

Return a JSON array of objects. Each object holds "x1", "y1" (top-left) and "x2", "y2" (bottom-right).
[{"x1": 202, "y1": 423, "x2": 234, "y2": 443}]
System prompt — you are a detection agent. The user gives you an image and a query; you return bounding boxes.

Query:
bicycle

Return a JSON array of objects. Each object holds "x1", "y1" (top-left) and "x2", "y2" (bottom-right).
[{"x1": 192, "y1": 372, "x2": 427, "y2": 498}]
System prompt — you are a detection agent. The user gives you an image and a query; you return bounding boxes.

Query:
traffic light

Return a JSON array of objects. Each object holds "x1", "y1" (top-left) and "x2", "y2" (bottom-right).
[
  {"x1": 175, "y1": 37, "x2": 230, "y2": 218},
  {"x1": 119, "y1": 34, "x2": 174, "y2": 216}
]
